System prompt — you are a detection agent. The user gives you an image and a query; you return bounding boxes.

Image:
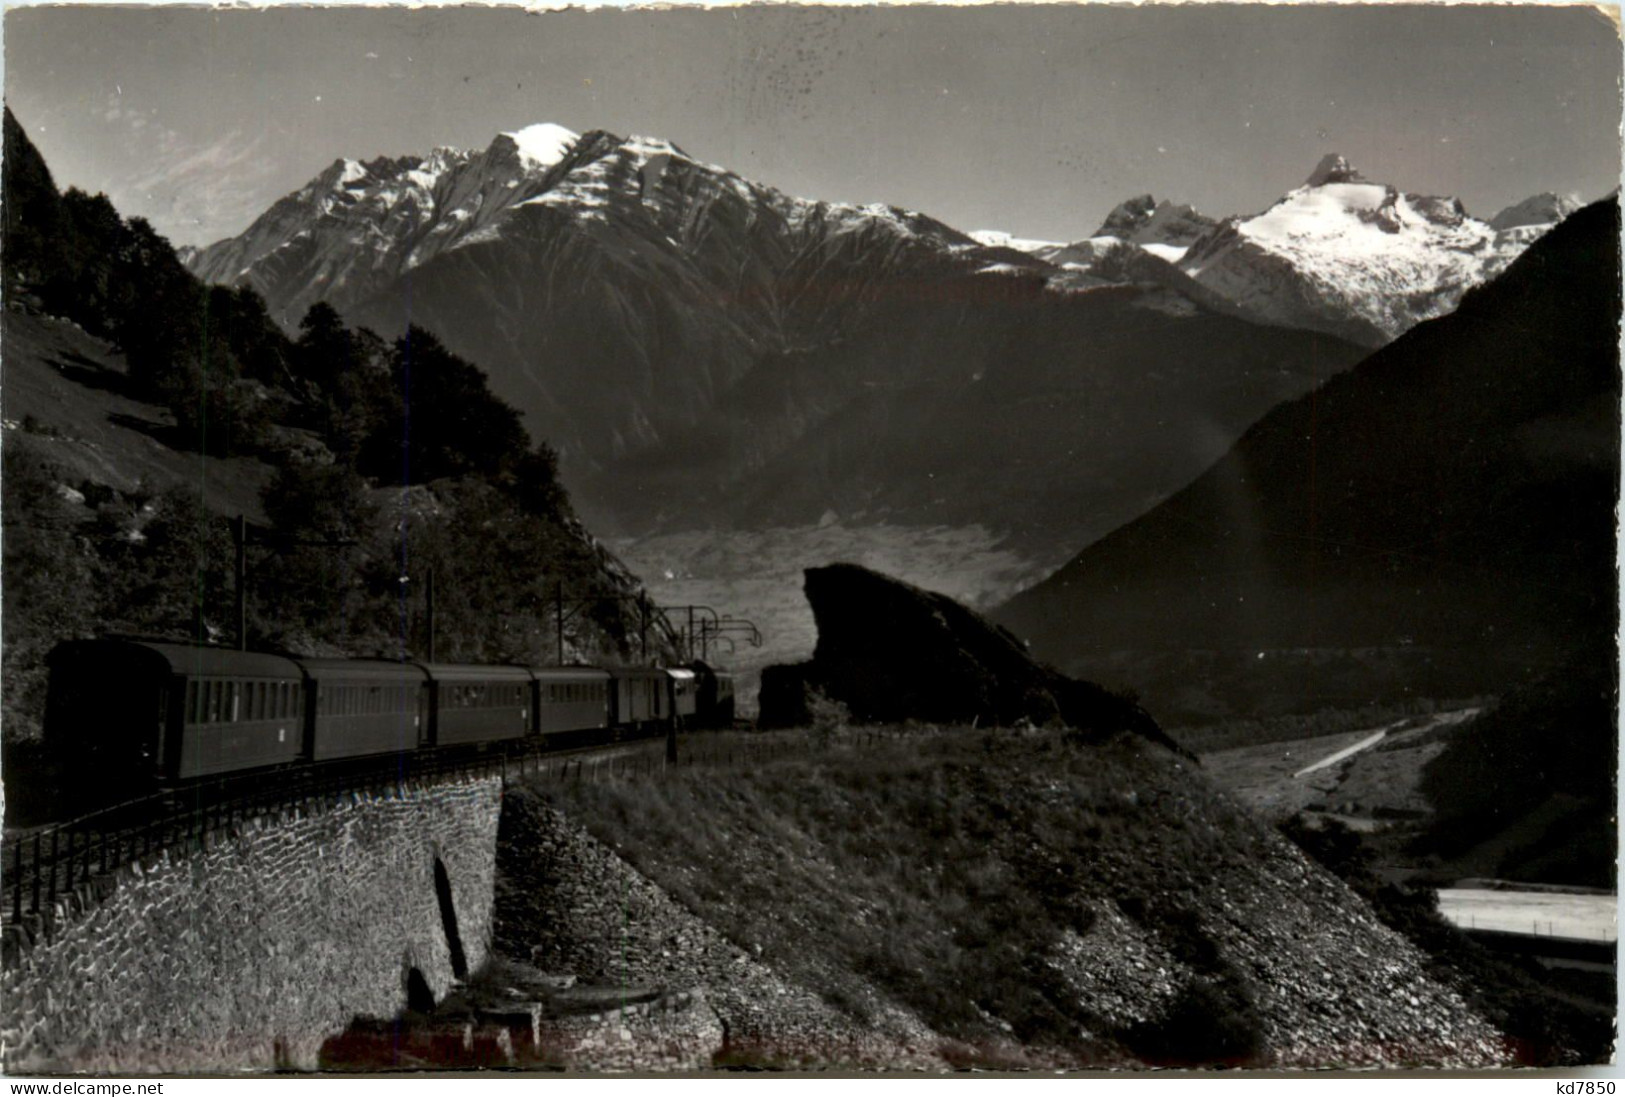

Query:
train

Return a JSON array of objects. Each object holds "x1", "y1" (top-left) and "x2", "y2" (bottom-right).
[{"x1": 43, "y1": 637, "x2": 735, "y2": 798}]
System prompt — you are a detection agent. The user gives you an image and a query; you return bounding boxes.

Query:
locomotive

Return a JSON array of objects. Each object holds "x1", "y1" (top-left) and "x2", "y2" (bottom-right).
[{"x1": 43, "y1": 637, "x2": 735, "y2": 798}]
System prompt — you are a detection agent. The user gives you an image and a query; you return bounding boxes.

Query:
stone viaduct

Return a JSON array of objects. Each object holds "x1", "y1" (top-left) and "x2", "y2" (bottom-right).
[{"x1": 1, "y1": 772, "x2": 502, "y2": 1074}]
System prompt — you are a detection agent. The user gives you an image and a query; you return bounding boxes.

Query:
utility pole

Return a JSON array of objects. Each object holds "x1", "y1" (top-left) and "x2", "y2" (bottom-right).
[
  {"x1": 556, "y1": 581, "x2": 566, "y2": 665},
  {"x1": 639, "y1": 591, "x2": 649, "y2": 663},
  {"x1": 233, "y1": 514, "x2": 247, "y2": 651},
  {"x1": 425, "y1": 567, "x2": 436, "y2": 663},
  {"x1": 228, "y1": 515, "x2": 356, "y2": 653},
  {"x1": 687, "y1": 605, "x2": 696, "y2": 662}
]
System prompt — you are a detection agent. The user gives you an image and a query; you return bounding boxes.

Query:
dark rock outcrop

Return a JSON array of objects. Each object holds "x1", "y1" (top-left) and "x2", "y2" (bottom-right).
[{"x1": 759, "y1": 563, "x2": 1191, "y2": 760}]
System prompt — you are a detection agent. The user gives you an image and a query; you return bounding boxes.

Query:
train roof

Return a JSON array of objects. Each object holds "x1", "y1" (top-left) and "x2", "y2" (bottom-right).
[
  {"x1": 605, "y1": 665, "x2": 672, "y2": 680},
  {"x1": 422, "y1": 663, "x2": 534, "y2": 683},
  {"x1": 530, "y1": 666, "x2": 613, "y2": 681},
  {"x1": 48, "y1": 638, "x2": 304, "y2": 680},
  {"x1": 294, "y1": 658, "x2": 430, "y2": 681}
]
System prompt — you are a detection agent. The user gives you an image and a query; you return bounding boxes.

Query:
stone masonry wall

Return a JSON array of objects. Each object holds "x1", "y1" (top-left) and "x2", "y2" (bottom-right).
[{"x1": 1, "y1": 774, "x2": 502, "y2": 1075}]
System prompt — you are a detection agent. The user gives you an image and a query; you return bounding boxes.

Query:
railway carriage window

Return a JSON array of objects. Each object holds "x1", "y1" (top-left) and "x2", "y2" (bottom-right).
[{"x1": 186, "y1": 681, "x2": 199, "y2": 724}]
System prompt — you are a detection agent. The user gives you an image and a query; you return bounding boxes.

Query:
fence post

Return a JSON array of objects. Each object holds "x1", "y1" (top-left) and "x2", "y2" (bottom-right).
[
  {"x1": 31, "y1": 833, "x2": 42, "y2": 916},
  {"x1": 11, "y1": 841, "x2": 22, "y2": 922}
]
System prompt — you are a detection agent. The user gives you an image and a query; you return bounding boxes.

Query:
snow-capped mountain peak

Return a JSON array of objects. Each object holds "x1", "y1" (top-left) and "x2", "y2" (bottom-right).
[
  {"x1": 1489, "y1": 192, "x2": 1583, "y2": 231},
  {"x1": 968, "y1": 229, "x2": 1064, "y2": 253},
  {"x1": 1168, "y1": 156, "x2": 1577, "y2": 345},
  {"x1": 503, "y1": 122, "x2": 579, "y2": 170},
  {"x1": 1304, "y1": 152, "x2": 1365, "y2": 187},
  {"x1": 1090, "y1": 194, "x2": 1215, "y2": 251}
]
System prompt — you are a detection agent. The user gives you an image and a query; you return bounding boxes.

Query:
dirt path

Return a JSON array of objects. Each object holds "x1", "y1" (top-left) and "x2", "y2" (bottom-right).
[{"x1": 1292, "y1": 726, "x2": 1392, "y2": 777}]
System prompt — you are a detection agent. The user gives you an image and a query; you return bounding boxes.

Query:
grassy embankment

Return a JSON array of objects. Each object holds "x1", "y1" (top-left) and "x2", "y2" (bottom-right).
[{"x1": 529, "y1": 725, "x2": 1492, "y2": 1069}]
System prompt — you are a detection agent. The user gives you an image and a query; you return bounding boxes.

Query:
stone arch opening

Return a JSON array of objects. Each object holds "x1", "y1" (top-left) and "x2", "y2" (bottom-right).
[{"x1": 403, "y1": 966, "x2": 434, "y2": 1015}]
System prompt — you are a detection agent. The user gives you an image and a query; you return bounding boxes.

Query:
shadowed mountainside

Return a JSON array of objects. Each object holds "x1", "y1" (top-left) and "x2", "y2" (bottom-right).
[{"x1": 997, "y1": 197, "x2": 1620, "y2": 709}]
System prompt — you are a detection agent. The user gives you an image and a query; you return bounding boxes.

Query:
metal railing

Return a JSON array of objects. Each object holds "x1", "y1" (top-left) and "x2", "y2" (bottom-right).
[
  {"x1": 0, "y1": 736, "x2": 636, "y2": 940},
  {"x1": 1, "y1": 722, "x2": 927, "y2": 949}
]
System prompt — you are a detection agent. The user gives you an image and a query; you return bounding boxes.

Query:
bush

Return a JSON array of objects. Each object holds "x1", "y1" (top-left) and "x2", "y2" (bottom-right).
[
  {"x1": 807, "y1": 688, "x2": 850, "y2": 746},
  {"x1": 1, "y1": 448, "x2": 99, "y2": 741},
  {"x1": 165, "y1": 367, "x2": 272, "y2": 458}
]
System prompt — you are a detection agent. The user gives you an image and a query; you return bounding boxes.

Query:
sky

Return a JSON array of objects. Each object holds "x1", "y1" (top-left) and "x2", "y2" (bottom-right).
[{"x1": 4, "y1": 4, "x2": 1621, "y2": 248}]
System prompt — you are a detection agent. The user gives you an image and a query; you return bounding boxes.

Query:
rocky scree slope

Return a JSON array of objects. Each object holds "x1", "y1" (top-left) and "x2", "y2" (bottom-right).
[{"x1": 516, "y1": 730, "x2": 1509, "y2": 1069}]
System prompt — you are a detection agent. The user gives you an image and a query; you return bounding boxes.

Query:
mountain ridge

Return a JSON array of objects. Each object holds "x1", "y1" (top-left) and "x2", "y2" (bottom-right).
[
  {"x1": 184, "y1": 130, "x2": 1579, "y2": 570},
  {"x1": 995, "y1": 196, "x2": 1620, "y2": 710}
]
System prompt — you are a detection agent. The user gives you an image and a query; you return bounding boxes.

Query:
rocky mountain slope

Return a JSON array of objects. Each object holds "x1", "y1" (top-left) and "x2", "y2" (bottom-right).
[
  {"x1": 184, "y1": 129, "x2": 1377, "y2": 560},
  {"x1": 187, "y1": 124, "x2": 1003, "y2": 469},
  {"x1": 996, "y1": 197, "x2": 1620, "y2": 709},
  {"x1": 185, "y1": 129, "x2": 1578, "y2": 634}
]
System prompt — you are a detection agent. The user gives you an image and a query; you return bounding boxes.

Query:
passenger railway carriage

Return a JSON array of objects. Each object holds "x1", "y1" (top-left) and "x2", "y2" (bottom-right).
[
  {"x1": 43, "y1": 637, "x2": 732, "y2": 798},
  {"x1": 45, "y1": 641, "x2": 307, "y2": 788},
  {"x1": 533, "y1": 667, "x2": 613, "y2": 737},
  {"x1": 299, "y1": 658, "x2": 429, "y2": 760}
]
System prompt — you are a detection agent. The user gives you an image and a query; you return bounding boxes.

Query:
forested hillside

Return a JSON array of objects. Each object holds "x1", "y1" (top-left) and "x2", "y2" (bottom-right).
[{"x1": 1, "y1": 107, "x2": 667, "y2": 751}]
